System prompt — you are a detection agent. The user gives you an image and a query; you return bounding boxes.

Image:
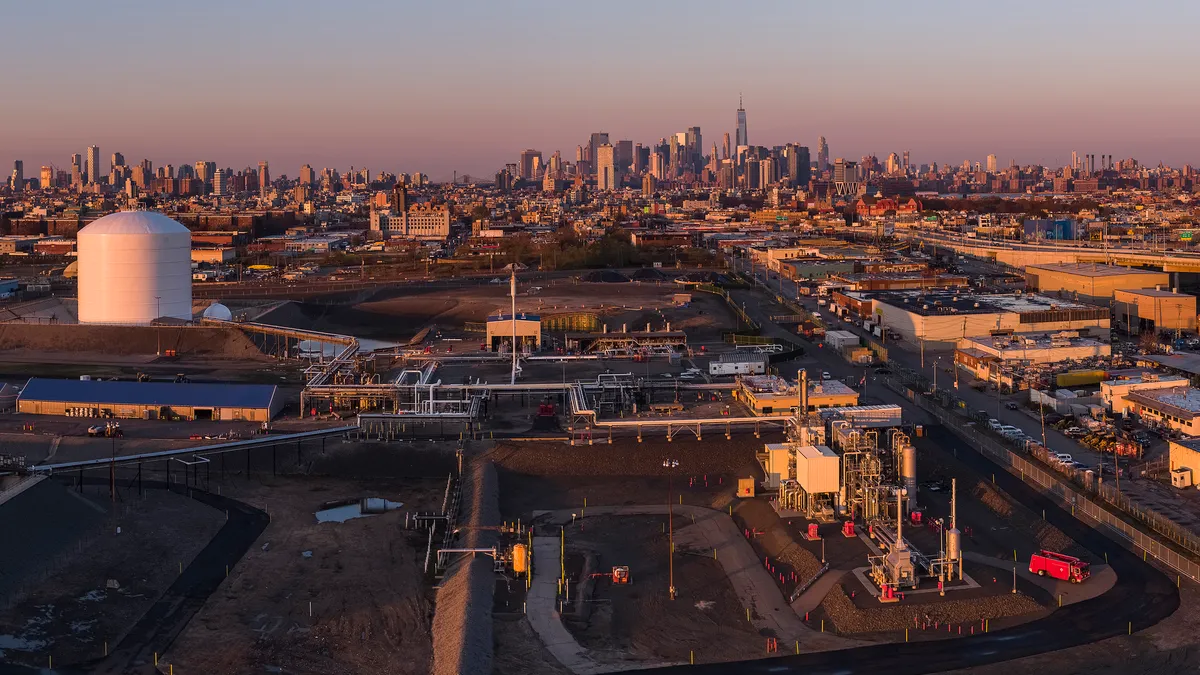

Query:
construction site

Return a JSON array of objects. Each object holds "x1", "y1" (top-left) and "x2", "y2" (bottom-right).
[{"x1": 0, "y1": 271, "x2": 1190, "y2": 675}]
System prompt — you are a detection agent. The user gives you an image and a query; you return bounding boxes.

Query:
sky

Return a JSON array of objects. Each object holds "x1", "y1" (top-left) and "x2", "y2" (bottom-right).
[{"x1": 2, "y1": 0, "x2": 1199, "y2": 181}]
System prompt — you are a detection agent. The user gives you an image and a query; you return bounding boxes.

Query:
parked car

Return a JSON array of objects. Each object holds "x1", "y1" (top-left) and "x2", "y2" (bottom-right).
[
  {"x1": 1064, "y1": 427, "x2": 1087, "y2": 438},
  {"x1": 1054, "y1": 453, "x2": 1074, "y2": 465}
]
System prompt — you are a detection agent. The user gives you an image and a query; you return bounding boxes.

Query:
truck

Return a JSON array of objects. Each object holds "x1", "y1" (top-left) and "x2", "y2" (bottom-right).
[{"x1": 1029, "y1": 550, "x2": 1090, "y2": 583}]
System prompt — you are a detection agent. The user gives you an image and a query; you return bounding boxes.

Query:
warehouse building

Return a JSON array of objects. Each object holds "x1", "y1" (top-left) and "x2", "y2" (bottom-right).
[
  {"x1": 955, "y1": 331, "x2": 1110, "y2": 369},
  {"x1": 870, "y1": 291, "x2": 1110, "y2": 348},
  {"x1": 1125, "y1": 386, "x2": 1200, "y2": 437},
  {"x1": 1025, "y1": 263, "x2": 1168, "y2": 303},
  {"x1": 1101, "y1": 373, "x2": 1190, "y2": 415},
  {"x1": 1113, "y1": 288, "x2": 1198, "y2": 335},
  {"x1": 17, "y1": 378, "x2": 283, "y2": 421}
]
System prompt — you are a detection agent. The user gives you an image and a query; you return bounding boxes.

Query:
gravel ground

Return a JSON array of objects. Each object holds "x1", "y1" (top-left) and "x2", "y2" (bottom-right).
[
  {"x1": 431, "y1": 460, "x2": 500, "y2": 675},
  {"x1": 819, "y1": 583, "x2": 1044, "y2": 635}
]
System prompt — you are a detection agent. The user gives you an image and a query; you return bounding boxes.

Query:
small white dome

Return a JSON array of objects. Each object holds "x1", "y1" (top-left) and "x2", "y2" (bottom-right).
[
  {"x1": 202, "y1": 303, "x2": 233, "y2": 321},
  {"x1": 79, "y1": 210, "x2": 190, "y2": 236}
]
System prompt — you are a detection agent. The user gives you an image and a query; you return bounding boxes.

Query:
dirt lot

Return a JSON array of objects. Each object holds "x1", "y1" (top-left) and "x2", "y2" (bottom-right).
[
  {"x1": 162, "y1": 441, "x2": 459, "y2": 675},
  {"x1": 0, "y1": 486, "x2": 223, "y2": 667},
  {"x1": 561, "y1": 515, "x2": 768, "y2": 667},
  {"x1": 259, "y1": 279, "x2": 736, "y2": 343},
  {"x1": 484, "y1": 438, "x2": 769, "y2": 518}
]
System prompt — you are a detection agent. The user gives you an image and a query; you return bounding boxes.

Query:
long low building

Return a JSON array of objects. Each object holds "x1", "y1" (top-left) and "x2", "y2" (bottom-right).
[
  {"x1": 17, "y1": 378, "x2": 283, "y2": 421},
  {"x1": 1113, "y1": 288, "x2": 1198, "y2": 335},
  {"x1": 1025, "y1": 263, "x2": 1168, "y2": 303},
  {"x1": 867, "y1": 291, "x2": 1111, "y2": 347}
]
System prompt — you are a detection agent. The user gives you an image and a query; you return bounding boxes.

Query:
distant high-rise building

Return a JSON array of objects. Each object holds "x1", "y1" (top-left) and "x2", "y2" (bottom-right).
[
  {"x1": 258, "y1": 161, "x2": 270, "y2": 198},
  {"x1": 632, "y1": 144, "x2": 644, "y2": 174},
  {"x1": 111, "y1": 152, "x2": 125, "y2": 169},
  {"x1": 588, "y1": 133, "x2": 609, "y2": 176},
  {"x1": 902, "y1": 150, "x2": 910, "y2": 172},
  {"x1": 212, "y1": 169, "x2": 228, "y2": 196},
  {"x1": 300, "y1": 164, "x2": 316, "y2": 187},
  {"x1": 886, "y1": 153, "x2": 902, "y2": 175},
  {"x1": 195, "y1": 161, "x2": 216, "y2": 188},
  {"x1": 986, "y1": 154, "x2": 998, "y2": 173},
  {"x1": 615, "y1": 140, "x2": 633, "y2": 173},
  {"x1": 816, "y1": 137, "x2": 829, "y2": 173},
  {"x1": 40, "y1": 165, "x2": 52, "y2": 190},
  {"x1": 722, "y1": 133, "x2": 731, "y2": 160},
  {"x1": 86, "y1": 145, "x2": 100, "y2": 185},
  {"x1": 518, "y1": 149, "x2": 542, "y2": 180},
  {"x1": 785, "y1": 145, "x2": 811, "y2": 186},
  {"x1": 1071, "y1": 151, "x2": 1079, "y2": 171},
  {"x1": 642, "y1": 173, "x2": 655, "y2": 195},
  {"x1": 759, "y1": 157, "x2": 776, "y2": 187},
  {"x1": 597, "y1": 143, "x2": 616, "y2": 190},
  {"x1": 10, "y1": 161, "x2": 23, "y2": 191},
  {"x1": 685, "y1": 127, "x2": 702, "y2": 170},
  {"x1": 833, "y1": 158, "x2": 860, "y2": 196},
  {"x1": 735, "y1": 96, "x2": 747, "y2": 148}
]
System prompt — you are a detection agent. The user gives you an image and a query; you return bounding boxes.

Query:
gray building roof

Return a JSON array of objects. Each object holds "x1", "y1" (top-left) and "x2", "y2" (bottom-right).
[{"x1": 18, "y1": 378, "x2": 278, "y2": 409}]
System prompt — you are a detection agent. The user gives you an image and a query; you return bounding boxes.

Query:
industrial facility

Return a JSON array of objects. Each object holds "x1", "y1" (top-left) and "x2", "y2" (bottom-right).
[
  {"x1": 76, "y1": 210, "x2": 193, "y2": 325},
  {"x1": 1024, "y1": 263, "x2": 1169, "y2": 303},
  {"x1": 1113, "y1": 288, "x2": 1198, "y2": 335},
  {"x1": 16, "y1": 378, "x2": 282, "y2": 421}
]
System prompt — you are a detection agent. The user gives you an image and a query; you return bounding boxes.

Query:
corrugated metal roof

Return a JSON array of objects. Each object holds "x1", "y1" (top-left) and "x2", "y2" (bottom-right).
[{"x1": 18, "y1": 378, "x2": 277, "y2": 409}]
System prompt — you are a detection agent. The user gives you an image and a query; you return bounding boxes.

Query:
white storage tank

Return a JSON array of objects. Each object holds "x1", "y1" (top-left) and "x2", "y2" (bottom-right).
[{"x1": 77, "y1": 211, "x2": 192, "y2": 325}]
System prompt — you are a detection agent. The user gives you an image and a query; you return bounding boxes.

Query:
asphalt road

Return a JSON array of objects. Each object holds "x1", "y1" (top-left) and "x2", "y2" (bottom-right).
[
  {"x1": 0, "y1": 480, "x2": 269, "y2": 675},
  {"x1": 647, "y1": 423, "x2": 1181, "y2": 675}
]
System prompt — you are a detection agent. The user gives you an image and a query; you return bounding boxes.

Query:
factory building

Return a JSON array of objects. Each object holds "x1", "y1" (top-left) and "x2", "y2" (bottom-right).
[
  {"x1": 734, "y1": 375, "x2": 859, "y2": 416},
  {"x1": 485, "y1": 313, "x2": 541, "y2": 352},
  {"x1": 1113, "y1": 288, "x2": 1198, "y2": 335},
  {"x1": 1025, "y1": 263, "x2": 1168, "y2": 303},
  {"x1": 17, "y1": 378, "x2": 283, "y2": 421},
  {"x1": 869, "y1": 291, "x2": 1110, "y2": 348},
  {"x1": 1102, "y1": 374, "x2": 1190, "y2": 415},
  {"x1": 1125, "y1": 386, "x2": 1200, "y2": 437},
  {"x1": 955, "y1": 331, "x2": 1110, "y2": 371}
]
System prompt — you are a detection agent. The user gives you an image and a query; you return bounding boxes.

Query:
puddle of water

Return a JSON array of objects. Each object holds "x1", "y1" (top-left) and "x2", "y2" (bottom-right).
[
  {"x1": 315, "y1": 498, "x2": 403, "y2": 524},
  {"x1": 0, "y1": 634, "x2": 49, "y2": 656},
  {"x1": 77, "y1": 589, "x2": 105, "y2": 602}
]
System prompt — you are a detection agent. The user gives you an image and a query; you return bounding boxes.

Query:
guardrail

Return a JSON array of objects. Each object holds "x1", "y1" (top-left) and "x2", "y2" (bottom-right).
[{"x1": 881, "y1": 374, "x2": 1200, "y2": 584}]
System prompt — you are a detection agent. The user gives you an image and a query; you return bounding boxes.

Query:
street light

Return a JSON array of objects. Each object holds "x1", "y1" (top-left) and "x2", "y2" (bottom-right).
[{"x1": 664, "y1": 458, "x2": 679, "y2": 600}]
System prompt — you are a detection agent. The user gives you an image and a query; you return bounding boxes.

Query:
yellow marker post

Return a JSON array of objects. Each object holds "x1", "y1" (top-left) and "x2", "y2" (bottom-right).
[
  {"x1": 821, "y1": 619, "x2": 825, "y2": 633},
  {"x1": 905, "y1": 628, "x2": 909, "y2": 642},
  {"x1": 690, "y1": 651, "x2": 694, "y2": 664},
  {"x1": 746, "y1": 607, "x2": 750, "y2": 622},
  {"x1": 795, "y1": 640, "x2": 799, "y2": 654}
]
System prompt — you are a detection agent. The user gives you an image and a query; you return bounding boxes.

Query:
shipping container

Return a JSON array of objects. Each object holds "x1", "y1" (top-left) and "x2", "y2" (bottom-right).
[{"x1": 1056, "y1": 370, "x2": 1107, "y2": 388}]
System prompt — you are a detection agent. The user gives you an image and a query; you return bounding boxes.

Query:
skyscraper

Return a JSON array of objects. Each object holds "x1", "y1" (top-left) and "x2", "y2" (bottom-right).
[
  {"x1": 195, "y1": 161, "x2": 215, "y2": 187},
  {"x1": 615, "y1": 140, "x2": 633, "y2": 173},
  {"x1": 685, "y1": 127, "x2": 702, "y2": 170},
  {"x1": 816, "y1": 137, "x2": 829, "y2": 173},
  {"x1": 735, "y1": 97, "x2": 747, "y2": 148},
  {"x1": 10, "y1": 161, "x2": 23, "y2": 191},
  {"x1": 986, "y1": 154, "x2": 998, "y2": 172},
  {"x1": 588, "y1": 133, "x2": 609, "y2": 176},
  {"x1": 86, "y1": 145, "x2": 100, "y2": 185},
  {"x1": 596, "y1": 143, "x2": 616, "y2": 190},
  {"x1": 40, "y1": 165, "x2": 52, "y2": 190},
  {"x1": 786, "y1": 145, "x2": 811, "y2": 186},
  {"x1": 300, "y1": 164, "x2": 316, "y2": 187},
  {"x1": 258, "y1": 161, "x2": 270, "y2": 198},
  {"x1": 722, "y1": 133, "x2": 731, "y2": 160},
  {"x1": 519, "y1": 149, "x2": 542, "y2": 180},
  {"x1": 212, "y1": 169, "x2": 228, "y2": 196}
]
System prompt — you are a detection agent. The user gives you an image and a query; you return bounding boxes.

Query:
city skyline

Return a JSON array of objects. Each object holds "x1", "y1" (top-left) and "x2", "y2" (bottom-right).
[{"x1": 3, "y1": 1, "x2": 1200, "y2": 179}]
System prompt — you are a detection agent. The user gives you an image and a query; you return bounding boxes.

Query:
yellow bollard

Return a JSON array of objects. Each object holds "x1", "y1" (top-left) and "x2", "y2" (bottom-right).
[
  {"x1": 821, "y1": 619, "x2": 825, "y2": 632},
  {"x1": 155, "y1": 653, "x2": 158, "y2": 666},
  {"x1": 985, "y1": 619, "x2": 989, "y2": 633},
  {"x1": 746, "y1": 607, "x2": 751, "y2": 622},
  {"x1": 1058, "y1": 594, "x2": 1062, "y2": 607},
  {"x1": 795, "y1": 640, "x2": 799, "y2": 654},
  {"x1": 905, "y1": 628, "x2": 909, "y2": 642},
  {"x1": 690, "y1": 651, "x2": 694, "y2": 664}
]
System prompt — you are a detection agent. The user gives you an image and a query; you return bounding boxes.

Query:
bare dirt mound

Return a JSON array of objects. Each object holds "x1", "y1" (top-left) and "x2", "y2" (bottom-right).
[{"x1": 0, "y1": 324, "x2": 267, "y2": 359}]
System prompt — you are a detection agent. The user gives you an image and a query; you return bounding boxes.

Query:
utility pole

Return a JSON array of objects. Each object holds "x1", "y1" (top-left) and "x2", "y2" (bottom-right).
[
  {"x1": 664, "y1": 459, "x2": 678, "y2": 600},
  {"x1": 510, "y1": 269, "x2": 518, "y2": 385}
]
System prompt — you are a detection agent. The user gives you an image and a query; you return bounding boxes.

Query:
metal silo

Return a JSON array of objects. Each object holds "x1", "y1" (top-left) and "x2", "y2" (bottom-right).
[{"x1": 77, "y1": 211, "x2": 192, "y2": 325}]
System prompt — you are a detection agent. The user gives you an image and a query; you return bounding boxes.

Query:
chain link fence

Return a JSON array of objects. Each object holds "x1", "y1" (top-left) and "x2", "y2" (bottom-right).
[{"x1": 882, "y1": 373, "x2": 1200, "y2": 584}]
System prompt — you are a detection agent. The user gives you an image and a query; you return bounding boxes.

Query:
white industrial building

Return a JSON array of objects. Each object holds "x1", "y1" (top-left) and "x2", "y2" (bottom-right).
[
  {"x1": 956, "y1": 331, "x2": 1110, "y2": 367},
  {"x1": 77, "y1": 211, "x2": 192, "y2": 325}
]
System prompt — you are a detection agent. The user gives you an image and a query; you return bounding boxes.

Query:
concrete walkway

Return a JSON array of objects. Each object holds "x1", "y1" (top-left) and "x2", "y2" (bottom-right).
[
  {"x1": 790, "y1": 569, "x2": 847, "y2": 615},
  {"x1": 528, "y1": 536, "x2": 610, "y2": 674},
  {"x1": 964, "y1": 551, "x2": 1117, "y2": 605}
]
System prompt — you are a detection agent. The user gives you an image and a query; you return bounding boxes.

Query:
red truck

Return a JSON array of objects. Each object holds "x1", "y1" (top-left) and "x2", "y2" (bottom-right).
[{"x1": 1029, "y1": 550, "x2": 1090, "y2": 583}]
